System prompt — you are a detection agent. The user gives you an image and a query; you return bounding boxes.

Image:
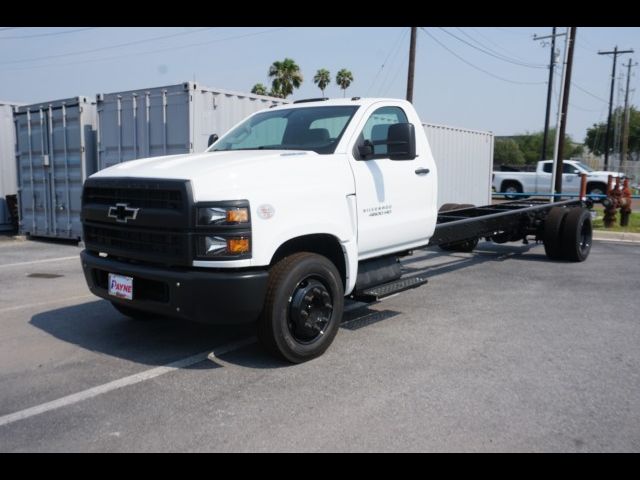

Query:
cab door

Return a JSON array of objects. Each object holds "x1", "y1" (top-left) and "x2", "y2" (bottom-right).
[{"x1": 348, "y1": 105, "x2": 436, "y2": 259}]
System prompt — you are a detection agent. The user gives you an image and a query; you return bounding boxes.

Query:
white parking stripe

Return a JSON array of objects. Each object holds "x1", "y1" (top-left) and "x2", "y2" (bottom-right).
[
  {"x1": 0, "y1": 256, "x2": 79, "y2": 269},
  {"x1": 0, "y1": 295, "x2": 95, "y2": 314},
  {"x1": 0, "y1": 337, "x2": 257, "y2": 428}
]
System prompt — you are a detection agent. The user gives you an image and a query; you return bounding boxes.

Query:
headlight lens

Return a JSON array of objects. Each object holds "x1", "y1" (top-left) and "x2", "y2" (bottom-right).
[
  {"x1": 197, "y1": 235, "x2": 251, "y2": 258},
  {"x1": 197, "y1": 206, "x2": 249, "y2": 225}
]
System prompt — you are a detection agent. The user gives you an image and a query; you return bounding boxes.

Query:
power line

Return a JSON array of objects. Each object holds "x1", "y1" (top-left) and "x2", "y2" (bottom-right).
[
  {"x1": 376, "y1": 30, "x2": 409, "y2": 96},
  {"x1": 420, "y1": 28, "x2": 546, "y2": 86},
  {"x1": 0, "y1": 28, "x2": 290, "y2": 72},
  {"x1": 445, "y1": 27, "x2": 547, "y2": 69},
  {"x1": 0, "y1": 27, "x2": 98, "y2": 39},
  {"x1": 366, "y1": 28, "x2": 407, "y2": 96},
  {"x1": 0, "y1": 27, "x2": 214, "y2": 65}
]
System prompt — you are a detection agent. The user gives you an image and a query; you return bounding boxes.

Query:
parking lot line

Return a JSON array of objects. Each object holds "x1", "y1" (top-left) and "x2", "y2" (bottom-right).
[
  {"x1": 0, "y1": 294, "x2": 95, "y2": 314},
  {"x1": 0, "y1": 256, "x2": 79, "y2": 269},
  {"x1": 0, "y1": 337, "x2": 257, "y2": 428}
]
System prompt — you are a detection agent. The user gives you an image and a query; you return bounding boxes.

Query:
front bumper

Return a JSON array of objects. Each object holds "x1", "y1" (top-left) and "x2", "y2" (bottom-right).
[{"x1": 80, "y1": 250, "x2": 269, "y2": 324}]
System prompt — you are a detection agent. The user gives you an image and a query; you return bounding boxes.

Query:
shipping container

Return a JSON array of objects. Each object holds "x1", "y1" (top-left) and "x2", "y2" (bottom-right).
[
  {"x1": 15, "y1": 96, "x2": 97, "y2": 240},
  {"x1": 96, "y1": 82, "x2": 288, "y2": 170},
  {"x1": 423, "y1": 123, "x2": 494, "y2": 209},
  {"x1": 0, "y1": 102, "x2": 22, "y2": 231}
]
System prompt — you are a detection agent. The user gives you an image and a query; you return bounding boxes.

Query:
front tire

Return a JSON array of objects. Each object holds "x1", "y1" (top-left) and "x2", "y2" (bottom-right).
[{"x1": 258, "y1": 252, "x2": 344, "y2": 363}]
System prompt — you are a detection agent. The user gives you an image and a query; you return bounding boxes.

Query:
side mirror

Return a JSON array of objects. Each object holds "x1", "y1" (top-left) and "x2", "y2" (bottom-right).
[
  {"x1": 387, "y1": 123, "x2": 416, "y2": 160},
  {"x1": 208, "y1": 133, "x2": 219, "y2": 147},
  {"x1": 357, "y1": 140, "x2": 374, "y2": 160}
]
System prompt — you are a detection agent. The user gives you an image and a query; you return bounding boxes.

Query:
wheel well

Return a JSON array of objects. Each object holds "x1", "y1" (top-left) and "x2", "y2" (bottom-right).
[
  {"x1": 586, "y1": 181, "x2": 607, "y2": 192},
  {"x1": 501, "y1": 180, "x2": 522, "y2": 192},
  {"x1": 270, "y1": 234, "x2": 346, "y2": 289}
]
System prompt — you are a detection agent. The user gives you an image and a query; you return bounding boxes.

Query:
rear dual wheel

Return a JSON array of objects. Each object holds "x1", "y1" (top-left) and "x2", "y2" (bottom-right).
[{"x1": 543, "y1": 207, "x2": 592, "y2": 262}]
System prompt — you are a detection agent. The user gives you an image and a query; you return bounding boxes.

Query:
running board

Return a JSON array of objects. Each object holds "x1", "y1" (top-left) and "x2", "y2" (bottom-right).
[{"x1": 353, "y1": 275, "x2": 429, "y2": 302}]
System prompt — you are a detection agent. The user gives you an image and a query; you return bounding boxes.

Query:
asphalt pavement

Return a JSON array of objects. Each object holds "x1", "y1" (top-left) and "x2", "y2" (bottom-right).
[{"x1": 0, "y1": 237, "x2": 639, "y2": 452}]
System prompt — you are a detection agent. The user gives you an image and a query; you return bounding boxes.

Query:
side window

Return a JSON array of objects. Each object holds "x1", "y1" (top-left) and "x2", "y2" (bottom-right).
[
  {"x1": 562, "y1": 163, "x2": 577, "y2": 174},
  {"x1": 542, "y1": 163, "x2": 553, "y2": 173},
  {"x1": 361, "y1": 106, "x2": 408, "y2": 157}
]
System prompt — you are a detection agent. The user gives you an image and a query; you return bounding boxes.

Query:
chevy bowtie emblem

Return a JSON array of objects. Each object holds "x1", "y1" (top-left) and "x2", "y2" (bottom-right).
[{"x1": 108, "y1": 203, "x2": 139, "y2": 223}]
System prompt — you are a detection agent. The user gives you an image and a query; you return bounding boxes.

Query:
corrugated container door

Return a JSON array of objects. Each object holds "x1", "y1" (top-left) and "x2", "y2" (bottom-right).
[
  {"x1": 48, "y1": 103, "x2": 92, "y2": 239},
  {"x1": 97, "y1": 84, "x2": 193, "y2": 170},
  {"x1": 0, "y1": 104, "x2": 18, "y2": 230},
  {"x1": 15, "y1": 98, "x2": 96, "y2": 240},
  {"x1": 15, "y1": 107, "x2": 50, "y2": 237}
]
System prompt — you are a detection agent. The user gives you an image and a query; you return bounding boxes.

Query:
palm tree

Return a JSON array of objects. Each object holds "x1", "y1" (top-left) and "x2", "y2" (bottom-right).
[
  {"x1": 268, "y1": 58, "x2": 303, "y2": 98},
  {"x1": 251, "y1": 83, "x2": 268, "y2": 96},
  {"x1": 313, "y1": 68, "x2": 331, "y2": 98},
  {"x1": 336, "y1": 69, "x2": 354, "y2": 97}
]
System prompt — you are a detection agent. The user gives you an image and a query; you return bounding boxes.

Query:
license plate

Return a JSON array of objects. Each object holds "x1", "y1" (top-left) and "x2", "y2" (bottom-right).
[{"x1": 108, "y1": 273, "x2": 133, "y2": 300}]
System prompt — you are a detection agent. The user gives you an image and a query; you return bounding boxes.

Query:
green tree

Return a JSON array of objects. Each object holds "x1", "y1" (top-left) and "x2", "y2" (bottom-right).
[
  {"x1": 585, "y1": 106, "x2": 640, "y2": 161},
  {"x1": 251, "y1": 83, "x2": 268, "y2": 96},
  {"x1": 268, "y1": 58, "x2": 303, "y2": 99},
  {"x1": 494, "y1": 139, "x2": 525, "y2": 166},
  {"x1": 313, "y1": 68, "x2": 331, "y2": 98},
  {"x1": 509, "y1": 130, "x2": 584, "y2": 165},
  {"x1": 336, "y1": 69, "x2": 354, "y2": 97}
]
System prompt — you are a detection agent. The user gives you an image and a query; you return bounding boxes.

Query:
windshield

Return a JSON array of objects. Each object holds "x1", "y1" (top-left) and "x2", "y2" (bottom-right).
[
  {"x1": 208, "y1": 105, "x2": 359, "y2": 155},
  {"x1": 573, "y1": 162, "x2": 594, "y2": 172}
]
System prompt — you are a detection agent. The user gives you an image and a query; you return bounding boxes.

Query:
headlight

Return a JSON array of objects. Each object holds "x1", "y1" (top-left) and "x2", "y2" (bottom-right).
[
  {"x1": 197, "y1": 206, "x2": 249, "y2": 225},
  {"x1": 197, "y1": 235, "x2": 251, "y2": 258}
]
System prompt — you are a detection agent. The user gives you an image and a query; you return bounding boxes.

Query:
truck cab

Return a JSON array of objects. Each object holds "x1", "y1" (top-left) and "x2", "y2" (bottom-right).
[{"x1": 80, "y1": 98, "x2": 438, "y2": 362}]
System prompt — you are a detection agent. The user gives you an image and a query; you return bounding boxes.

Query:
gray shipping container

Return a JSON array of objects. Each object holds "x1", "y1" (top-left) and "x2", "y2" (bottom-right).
[
  {"x1": 97, "y1": 81, "x2": 288, "y2": 170},
  {"x1": 1, "y1": 103, "x2": 17, "y2": 230},
  {"x1": 423, "y1": 123, "x2": 494, "y2": 209},
  {"x1": 15, "y1": 96, "x2": 97, "y2": 240}
]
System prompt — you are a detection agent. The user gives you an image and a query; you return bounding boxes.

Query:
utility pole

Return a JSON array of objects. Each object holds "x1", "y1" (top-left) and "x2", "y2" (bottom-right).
[
  {"x1": 533, "y1": 28, "x2": 566, "y2": 161},
  {"x1": 554, "y1": 26, "x2": 577, "y2": 196},
  {"x1": 621, "y1": 59, "x2": 637, "y2": 165},
  {"x1": 406, "y1": 27, "x2": 417, "y2": 103},
  {"x1": 598, "y1": 46, "x2": 634, "y2": 170}
]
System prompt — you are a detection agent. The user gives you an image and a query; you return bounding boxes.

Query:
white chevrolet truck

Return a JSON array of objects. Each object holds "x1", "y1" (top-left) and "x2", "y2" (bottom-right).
[
  {"x1": 493, "y1": 159, "x2": 624, "y2": 199},
  {"x1": 81, "y1": 98, "x2": 594, "y2": 363}
]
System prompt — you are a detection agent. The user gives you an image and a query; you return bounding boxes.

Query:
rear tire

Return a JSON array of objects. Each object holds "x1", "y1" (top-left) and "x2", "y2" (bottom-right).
[
  {"x1": 258, "y1": 252, "x2": 344, "y2": 363},
  {"x1": 111, "y1": 302, "x2": 158, "y2": 321},
  {"x1": 561, "y1": 208, "x2": 592, "y2": 262},
  {"x1": 543, "y1": 207, "x2": 569, "y2": 260}
]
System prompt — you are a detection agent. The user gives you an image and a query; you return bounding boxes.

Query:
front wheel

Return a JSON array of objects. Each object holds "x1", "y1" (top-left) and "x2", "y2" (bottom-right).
[{"x1": 258, "y1": 252, "x2": 344, "y2": 363}]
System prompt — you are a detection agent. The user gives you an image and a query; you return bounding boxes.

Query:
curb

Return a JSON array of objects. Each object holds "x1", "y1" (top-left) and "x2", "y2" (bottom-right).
[{"x1": 593, "y1": 230, "x2": 640, "y2": 244}]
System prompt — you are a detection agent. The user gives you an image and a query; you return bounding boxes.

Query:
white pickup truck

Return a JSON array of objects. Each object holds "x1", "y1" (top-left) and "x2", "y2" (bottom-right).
[
  {"x1": 493, "y1": 159, "x2": 624, "y2": 199},
  {"x1": 80, "y1": 98, "x2": 593, "y2": 363}
]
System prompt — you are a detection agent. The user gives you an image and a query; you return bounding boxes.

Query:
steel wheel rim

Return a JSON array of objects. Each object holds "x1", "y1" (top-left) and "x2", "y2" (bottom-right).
[
  {"x1": 288, "y1": 276, "x2": 334, "y2": 344},
  {"x1": 579, "y1": 219, "x2": 592, "y2": 252}
]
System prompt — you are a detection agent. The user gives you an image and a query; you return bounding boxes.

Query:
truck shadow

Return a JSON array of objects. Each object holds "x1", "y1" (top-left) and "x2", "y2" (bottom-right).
[
  {"x1": 29, "y1": 300, "x2": 289, "y2": 370},
  {"x1": 29, "y1": 243, "x2": 555, "y2": 372},
  {"x1": 401, "y1": 242, "x2": 550, "y2": 277}
]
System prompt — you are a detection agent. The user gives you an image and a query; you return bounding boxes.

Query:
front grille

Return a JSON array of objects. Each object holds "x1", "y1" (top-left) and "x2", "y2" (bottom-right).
[
  {"x1": 83, "y1": 184, "x2": 183, "y2": 210},
  {"x1": 84, "y1": 224, "x2": 185, "y2": 259},
  {"x1": 82, "y1": 178, "x2": 192, "y2": 265}
]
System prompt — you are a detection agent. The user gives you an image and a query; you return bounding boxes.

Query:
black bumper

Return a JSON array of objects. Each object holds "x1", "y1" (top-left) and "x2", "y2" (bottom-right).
[{"x1": 80, "y1": 250, "x2": 269, "y2": 324}]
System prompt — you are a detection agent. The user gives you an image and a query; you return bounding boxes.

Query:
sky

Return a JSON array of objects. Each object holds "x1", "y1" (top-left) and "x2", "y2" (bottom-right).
[{"x1": 0, "y1": 26, "x2": 638, "y2": 142}]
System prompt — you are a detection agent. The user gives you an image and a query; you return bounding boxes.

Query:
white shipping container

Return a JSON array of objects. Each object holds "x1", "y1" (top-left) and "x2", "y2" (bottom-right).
[
  {"x1": 97, "y1": 81, "x2": 288, "y2": 170},
  {"x1": 0, "y1": 102, "x2": 21, "y2": 231},
  {"x1": 423, "y1": 123, "x2": 494, "y2": 209}
]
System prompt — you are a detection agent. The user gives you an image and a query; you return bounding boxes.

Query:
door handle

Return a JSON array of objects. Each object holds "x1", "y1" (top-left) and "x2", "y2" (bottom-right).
[{"x1": 415, "y1": 168, "x2": 430, "y2": 175}]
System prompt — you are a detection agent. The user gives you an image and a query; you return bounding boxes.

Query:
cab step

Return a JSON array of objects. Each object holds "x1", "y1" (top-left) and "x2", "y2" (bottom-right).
[{"x1": 353, "y1": 275, "x2": 429, "y2": 302}]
